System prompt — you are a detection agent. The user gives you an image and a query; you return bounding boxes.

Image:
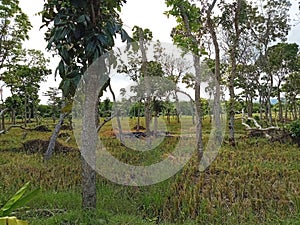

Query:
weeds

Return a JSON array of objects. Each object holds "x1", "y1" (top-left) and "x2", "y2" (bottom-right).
[{"x1": 0, "y1": 118, "x2": 299, "y2": 224}]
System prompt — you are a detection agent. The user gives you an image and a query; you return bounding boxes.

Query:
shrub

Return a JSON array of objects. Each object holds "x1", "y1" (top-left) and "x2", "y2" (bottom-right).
[{"x1": 290, "y1": 120, "x2": 300, "y2": 147}]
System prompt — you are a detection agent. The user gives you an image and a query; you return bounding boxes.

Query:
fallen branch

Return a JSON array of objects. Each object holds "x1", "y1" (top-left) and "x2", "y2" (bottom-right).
[
  {"x1": 0, "y1": 125, "x2": 27, "y2": 134},
  {"x1": 241, "y1": 109, "x2": 281, "y2": 139}
]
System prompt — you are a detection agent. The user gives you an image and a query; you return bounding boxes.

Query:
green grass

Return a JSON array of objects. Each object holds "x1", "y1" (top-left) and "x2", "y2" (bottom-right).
[{"x1": 0, "y1": 117, "x2": 300, "y2": 224}]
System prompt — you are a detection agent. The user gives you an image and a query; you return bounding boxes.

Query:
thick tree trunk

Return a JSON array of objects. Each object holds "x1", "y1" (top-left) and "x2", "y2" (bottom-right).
[
  {"x1": 81, "y1": 62, "x2": 100, "y2": 210},
  {"x1": 81, "y1": 155, "x2": 96, "y2": 209}
]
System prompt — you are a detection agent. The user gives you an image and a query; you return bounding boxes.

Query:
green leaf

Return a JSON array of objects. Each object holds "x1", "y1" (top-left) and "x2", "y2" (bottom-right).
[
  {"x1": 0, "y1": 182, "x2": 30, "y2": 216},
  {"x1": 0, "y1": 182, "x2": 39, "y2": 217},
  {"x1": 3, "y1": 188, "x2": 40, "y2": 217},
  {"x1": 120, "y1": 29, "x2": 132, "y2": 43},
  {"x1": 70, "y1": 0, "x2": 88, "y2": 8}
]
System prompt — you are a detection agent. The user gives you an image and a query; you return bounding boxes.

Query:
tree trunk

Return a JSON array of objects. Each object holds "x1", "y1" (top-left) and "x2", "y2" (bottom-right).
[
  {"x1": 81, "y1": 155, "x2": 96, "y2": 209},
  {"x1": 277, "y1": 90, "x2": 283, "y2": 122},
  {"x1": 228, "y1": 0, "x2": 242, "y2": 147},
  {"x1": 109, "y1": 83, "x2": 123, "y2": 142},
  {"x1": 0, "y1": 108, "x2": 8, "y2": 131},
  {"x1": 207, "y1": 0, "x2": 222, "y2": 145},
  {"x1": 247, "y1": 96, "x2": 253, "y2": 117},
  {"x1": 174, "y1": 92, "x2": 181, "y2": 123},
  {"x1": 138, "y1": 31, "x2": 151, "y2": 136},
  {"x1": 81, "y1": 64, "x2": 100, "y2": 210},
  {"x1": 24, "y1": 97, "x2": 27, "y2": 127},
  {"x1": 267, "y1": 74, "x2": 273, "y2": 125},
  {"x1": 179, "y1": 4, "x2": 204, "y2": 161},
  {"x1": 44, "y1": 112, "x2": 68, "y2": 160},
  {"x1": 154, "y1": 112, "x2": 158, "y2": 137},
  {"x1": 137, "y1": 102, "x2": 141, "y2": 131},
  {"x1": 11, "y1": 110, "x2": 15, "y2": 125},
  {"x1": 144, "y1": 99, "x2": 151, "y2": 135},
  {"x1": 259, "y1": 94, "x2": 263, "y2": 121}
]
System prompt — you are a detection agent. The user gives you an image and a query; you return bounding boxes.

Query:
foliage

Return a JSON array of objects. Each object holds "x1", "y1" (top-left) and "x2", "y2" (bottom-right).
[
  {"x1": 42, "y1": 0, "x2": 131, "y2": 98},
  {"x1": 165, "y1": 0, "x2": 205, "y2": 55},
  {"x1": 43, "y1": 87, "x2": 62, "y2": 121},
  {"x1": 0, "y1": 182, "x2": 39, "y2": 217},
  {"x1": 290, "y1": 120, "x2": 300, "y2": 138},
  {"x1": 99, "y1": 98, "x2": 112, "y2": 118},
  {"x1": 2, "y1": 49, "x2": 51, "y2": 122},
  {"x1": 0, "y1": 0, "x2": 32, "y2": 70}
]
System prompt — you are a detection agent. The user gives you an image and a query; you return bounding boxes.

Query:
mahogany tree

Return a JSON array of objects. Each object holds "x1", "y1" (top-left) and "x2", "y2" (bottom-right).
[{"x1": 42, "y1": 0, "x2": 131, "y2": 209}]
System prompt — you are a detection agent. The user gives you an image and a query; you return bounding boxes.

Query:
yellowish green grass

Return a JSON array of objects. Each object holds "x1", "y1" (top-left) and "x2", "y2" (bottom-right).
[{"x1": 0, "y1": 117, "x2": 299, "y2": 224}]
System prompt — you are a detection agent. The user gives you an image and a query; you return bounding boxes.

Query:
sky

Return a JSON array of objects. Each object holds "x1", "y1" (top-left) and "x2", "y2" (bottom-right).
[{"x1": 1, "y1": 0, "x2": 299, "y2": 104}]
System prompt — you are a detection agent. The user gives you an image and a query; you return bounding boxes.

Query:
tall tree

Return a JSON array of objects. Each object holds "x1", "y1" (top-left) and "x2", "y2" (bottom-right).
[
  {"x1": 247, "y1": 0, "x2": 291, "y2": 124},
  {"x1": 0, "y1": 0, "x2": 32, "y2": 71},
  {"x1": 42, "y1": 0, "x2": 130, "y2": 209},
  {"x1": 219, "y1": 0, "x2": 247, "y2": 146},
  {"x1": 2, "y1": 49, "x2": 51, "y2": 126},
  {"x1": 266, "y1": 43, "x2": 299, "y2": 122},
  {"x1": 165, "y1": 0, "x2": 205, "y2": 162},
  {"x1": 43, "y1": 87, "x2": 62, "y2": 123}
]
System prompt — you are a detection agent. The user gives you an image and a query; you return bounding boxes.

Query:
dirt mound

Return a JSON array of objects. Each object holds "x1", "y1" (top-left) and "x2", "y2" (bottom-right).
[
  {"x1": 22, "y1": 139, "x2": 75, "y2": 154},
  {"x1": 132, "y1": 125, "x2": 146, "y2": 130},
  {"x1": 61, "y1": 124, "x2": 72, "y2": 130},
  {"x1": 58, "y1": 132, "x2": 70, "y2": 138},
  {"x1": 31, "y1": 125, "x2": 51, "y2": 132}
]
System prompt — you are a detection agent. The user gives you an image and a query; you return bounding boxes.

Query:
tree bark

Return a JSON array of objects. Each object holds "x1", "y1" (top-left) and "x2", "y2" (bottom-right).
[
  {"x1": 228, "y1": 0, "x2": 242, "y2": 147},
  {"x1": 44, "y1": 112, "x2": 68, "y2": 160},
  {"x1": 207, "y1": 0, "x2": 222, "y2": 145},
  {"x1": 81, "y1": 61, "x2": 100, "y2": 209},
  {"x1": 138, "y1": 31, "x2": 151, "y2": 136},
  {"x1": 179, "y1": 4, "x2": 204, "y2": 161},
  {"x1": 0, "y1": 108, "x2": 8, "y2": 131},
  {"x1": 109, "y1": 83, "x2": 123, "y2": 142}
]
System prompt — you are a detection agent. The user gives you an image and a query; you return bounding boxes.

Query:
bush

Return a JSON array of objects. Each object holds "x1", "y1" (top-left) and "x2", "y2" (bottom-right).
[{"x1": 290, "y1": 120, "x2": 300, "y2": 147}]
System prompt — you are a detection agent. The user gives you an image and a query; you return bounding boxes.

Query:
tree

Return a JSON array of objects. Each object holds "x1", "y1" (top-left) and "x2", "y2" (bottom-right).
[
  {"x1": 42, "y1": 0, "x2": 130, "y2": 209},
  {"x1": 2, "y1": 49, "x2": 51, "y2": 126},
  {"x1": 0, "y1": 0, "x2": 32, "y2": 71},
  {"x1": 99, "y1": 98, "x2": 112, "y2": 118},
  {"x1": 4, "y1": 94, "x2": 22, "y2": 124},
  {"x1": 247, "y1": 0, "x2": 291, "y2": 124},
  {"x1": 220, "y1": 0, "x2": 247, "y2": 146},
  {"x1": 283, "y1": 71, "x2": 300, "y2": 120},
  {"x1": 165, "y1": 0, "x2": 205, "y2": 162},
  {"x1": 265, "y1": 43, "x2": 299, "y2": 122},
  {"x1": 156, "y1": 41, "x2": 192, "y2": 123},
  {"x1": 43, "y1": 87, "x2": 62, "y2": 123}
]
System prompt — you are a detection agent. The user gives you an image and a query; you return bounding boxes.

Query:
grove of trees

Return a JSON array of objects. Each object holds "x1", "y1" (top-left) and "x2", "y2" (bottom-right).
[{"x1": 0, "y1": 0, "x2": 299, "y2": 214}]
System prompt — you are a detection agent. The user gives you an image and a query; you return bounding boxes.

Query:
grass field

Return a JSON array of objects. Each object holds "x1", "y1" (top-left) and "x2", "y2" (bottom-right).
[{"x1": 0, "y1": 116, "x2": 299, "y2": 224}]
